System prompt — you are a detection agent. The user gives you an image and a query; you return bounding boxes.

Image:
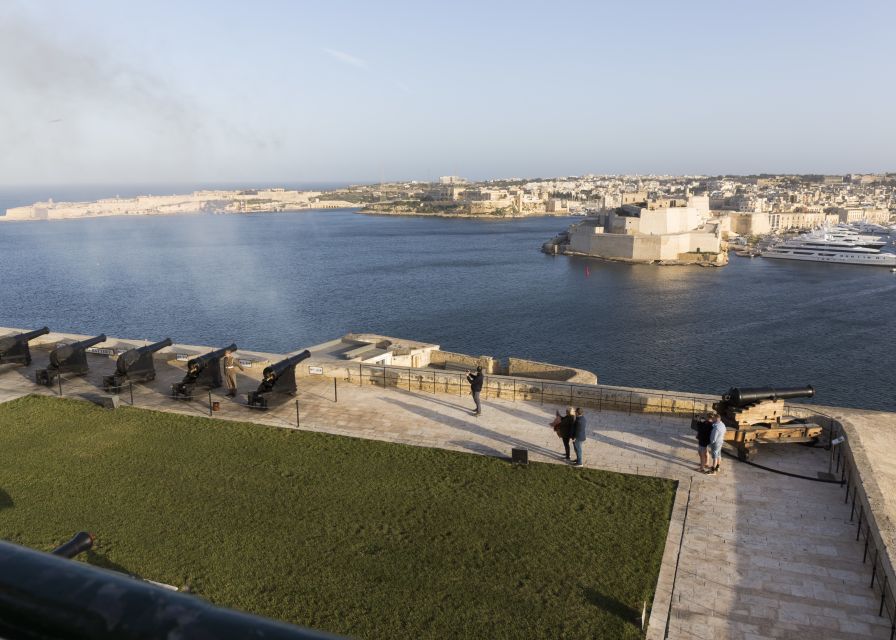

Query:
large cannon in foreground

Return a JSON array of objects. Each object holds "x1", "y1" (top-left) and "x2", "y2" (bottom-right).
[
  {"x1": 0, "y1": 326, "x2": 49, "y2": 366},
  {"x1": 247, "y1": 350, "x2": 311, "y2": 409},
  {"x1": 171, "y1": 343, "x2": 236, "y2": 399},
  {"x1": 694, "y1": 385, "x2": 822, "y2": 461},
  {"x1": 103, "y1": 338, "x2": 172, "y2": 392},
  {"x1": 35, "y1": 334, "x2": 107, "y2": 386}
]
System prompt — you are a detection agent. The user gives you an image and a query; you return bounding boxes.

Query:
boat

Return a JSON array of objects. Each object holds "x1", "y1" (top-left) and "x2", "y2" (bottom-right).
[
  {"x1": 762, "y1": 232, "x2": 896, "y2": 266},
  {"x1": 822, "y1": 226, "x2": 886, "y2": 248}
]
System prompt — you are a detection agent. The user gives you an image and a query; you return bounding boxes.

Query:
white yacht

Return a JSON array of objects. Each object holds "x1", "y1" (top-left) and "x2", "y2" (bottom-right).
[
  {"x1": 824, "y1": 226, "x2": 886, "y2": 248},
  {"x1": 762, "y1": 232, "x2": 896, "y2": 266}
]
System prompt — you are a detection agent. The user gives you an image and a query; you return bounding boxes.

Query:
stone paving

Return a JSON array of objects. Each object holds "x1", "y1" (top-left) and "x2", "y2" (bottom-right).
[{"x1": 0, "y1": 353, "x2": 893, "y2": 639}]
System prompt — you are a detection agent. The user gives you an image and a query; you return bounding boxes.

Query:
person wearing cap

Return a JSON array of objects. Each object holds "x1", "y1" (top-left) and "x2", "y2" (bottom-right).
[
  {"x1": 223, "y1": 347, "x2": 244, "y2": 398},
  {"x1": 466, "y1": 366, "x2": 484, "y2": 416}
]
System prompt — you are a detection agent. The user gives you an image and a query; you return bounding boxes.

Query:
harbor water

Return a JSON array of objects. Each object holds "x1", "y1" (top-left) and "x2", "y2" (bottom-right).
[{"x1": 1, "y1": 207, "x2": 894, "y2": 411}]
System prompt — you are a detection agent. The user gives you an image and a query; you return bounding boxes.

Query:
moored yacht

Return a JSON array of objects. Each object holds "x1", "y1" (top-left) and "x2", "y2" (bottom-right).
[{"x1": 762, "y1": 232, "x2": 896, "y2": 266}]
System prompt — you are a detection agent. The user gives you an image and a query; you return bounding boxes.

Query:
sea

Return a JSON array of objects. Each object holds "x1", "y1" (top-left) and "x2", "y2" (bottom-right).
[{"x1": 1, "y1": 187, "x2": 894, "y2": 412}]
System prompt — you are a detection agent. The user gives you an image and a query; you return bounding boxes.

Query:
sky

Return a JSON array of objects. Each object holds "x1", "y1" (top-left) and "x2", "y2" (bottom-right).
[{"x1": 1, "y1": 0, "x2": 894, "y2": 185}]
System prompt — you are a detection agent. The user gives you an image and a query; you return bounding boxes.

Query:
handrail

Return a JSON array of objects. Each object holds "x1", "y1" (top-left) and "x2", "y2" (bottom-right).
[{"x1": 0, "y1": 539, "x2": 343, "y2": 640}]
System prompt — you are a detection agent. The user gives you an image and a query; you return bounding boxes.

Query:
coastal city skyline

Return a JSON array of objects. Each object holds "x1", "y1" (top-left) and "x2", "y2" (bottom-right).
[
  {"x1": 2, "y1": 0, "x2": 895, "y2": 185},
  {"x1": 5, "y1": 2, "x2": 896, "y2": 639}
]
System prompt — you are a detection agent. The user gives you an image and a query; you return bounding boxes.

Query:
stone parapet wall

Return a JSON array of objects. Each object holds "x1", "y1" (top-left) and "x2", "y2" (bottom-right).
[
  {"x1": 428, "y1": 350, "x2": 498, "y2": 374},
  {"x1": 506, "y1": 357, "x2": 597, "y2": 384}
]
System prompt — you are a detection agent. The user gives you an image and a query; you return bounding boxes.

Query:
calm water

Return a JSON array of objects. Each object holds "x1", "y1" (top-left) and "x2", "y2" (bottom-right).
[{"x1": 1, "y1": 209, "x2": 894, "y2": 411}]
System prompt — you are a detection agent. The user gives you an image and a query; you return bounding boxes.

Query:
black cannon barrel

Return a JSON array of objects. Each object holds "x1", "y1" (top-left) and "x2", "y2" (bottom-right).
[
  {"x1": 188, "y1": 343, "x2": 237, "y2": 370},
  {"x1": 263, "y1": 350, "x2": 311, "y2": 380},
  {"x1": 113, "y1": 338, "x2": 172, "y2": 379},
  {"x1": 136, "y1": 337, "x2": 173, "y2": 355},
  {"x1": 64, "y1": 334, "x2": 108, "y2": 352},
  {"x1": 49, "y1": 334, "x2": 107, "y2": 367},
  {"x1": 51, "y1": 531, "x2": 95, "y2": 559},
  {"x1": 723, "y1": 385, "x2": 815, "y2": 407},
  {"x1": 0, "y1": 326, "x2": 49, "y2": 351}
]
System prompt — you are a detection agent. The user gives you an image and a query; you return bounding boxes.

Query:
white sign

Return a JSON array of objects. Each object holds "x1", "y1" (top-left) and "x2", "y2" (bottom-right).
[
  {"x1": 831, "y1": 436, "x2": 845, "y2": 446},
  {"x1": 308, "y1": 366, "x2": 324, "y2": 375}
]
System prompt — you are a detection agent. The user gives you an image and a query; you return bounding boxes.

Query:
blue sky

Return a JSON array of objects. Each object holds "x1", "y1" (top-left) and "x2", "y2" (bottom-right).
[{"x1": 1, "y1": 0, "x2": 894, "y2": 185}]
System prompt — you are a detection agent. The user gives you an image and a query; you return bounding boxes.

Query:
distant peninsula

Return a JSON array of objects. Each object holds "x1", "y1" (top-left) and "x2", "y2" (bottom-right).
[{"x1": 2, "y1": 188, "x2": 357, "y2": 221}]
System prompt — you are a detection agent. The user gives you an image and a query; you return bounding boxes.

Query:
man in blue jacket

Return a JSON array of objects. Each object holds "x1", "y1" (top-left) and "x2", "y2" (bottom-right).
[
  {"x1": 466, "y1": 366, "x2": 484, "y2": 416},
  {"x1": 572, "y1": 407, "x2": 587, "y2": 467},
  {"x1": 706, "y1": 412, "x2": 727, "y2": 475}
]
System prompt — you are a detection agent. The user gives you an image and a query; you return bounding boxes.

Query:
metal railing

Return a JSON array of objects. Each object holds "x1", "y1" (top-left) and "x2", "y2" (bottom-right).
[
  {"x1": 348, "y1": 363, "x2": 721, "y2": 417},
  {"x1": 834, "y1": 431, "x2": 896, "y2": 640},
  {"x1": 0, "y1": 539, "x2": 342, "y2": 640}
]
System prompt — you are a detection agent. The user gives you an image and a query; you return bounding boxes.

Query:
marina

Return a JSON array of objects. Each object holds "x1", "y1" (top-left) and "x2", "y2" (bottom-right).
[{"x1": 762, "y1": 226, "x2": 896, "y2": 266}]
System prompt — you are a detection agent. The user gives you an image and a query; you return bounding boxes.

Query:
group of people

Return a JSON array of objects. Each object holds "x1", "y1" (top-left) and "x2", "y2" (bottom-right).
[
  {"x1": 553, "y1": 407, "x2": 587, "y2": 467},
  {"x1": 466, "y1": 366, "x2": 588, "y2": 467},
  {"x1": 694, "y1": 412, "x2": 727, "y2": 475},
  {"x1": 466, "y1": 365, "x2": 730, "y2": 474}
]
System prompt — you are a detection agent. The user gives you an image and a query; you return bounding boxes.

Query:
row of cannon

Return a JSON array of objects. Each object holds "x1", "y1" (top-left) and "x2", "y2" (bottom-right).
[{"x1": 0, "y1": 327, "x2": 310, "y2": 410}]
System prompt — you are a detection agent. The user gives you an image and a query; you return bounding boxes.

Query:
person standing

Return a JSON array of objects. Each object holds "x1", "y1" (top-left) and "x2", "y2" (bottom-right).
[
  {"x1": 572, "y1": 407, "x2": 587, "y2": 467},
  {"x1": 466, "y1": 366, "x2": 484, "y2": 416},
  {"x1": 223, "y1": 348, "x2": 244, "y2": 398},
  {"x1": 556, "y1": 407, "x2": 576, "y2": 460},
  {"x1": 695, "y1": 414, "x2": 713, "y2": 472},
  {"x1": 706, "y1": 412, "x2": 727, "y2": 475}
]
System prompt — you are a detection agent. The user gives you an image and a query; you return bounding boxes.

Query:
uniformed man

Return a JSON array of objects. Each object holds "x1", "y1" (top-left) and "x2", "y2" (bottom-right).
[{"x1": 223, "y1": 348, "x2": 244, "y2": 397}]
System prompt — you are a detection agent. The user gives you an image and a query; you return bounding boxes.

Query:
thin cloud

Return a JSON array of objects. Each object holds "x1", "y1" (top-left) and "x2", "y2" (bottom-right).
[{"x1": 323, "y1": 48, "x2": 368, "y2": 70}]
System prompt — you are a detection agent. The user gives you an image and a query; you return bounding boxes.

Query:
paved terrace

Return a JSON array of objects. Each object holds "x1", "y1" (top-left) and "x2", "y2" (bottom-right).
[{"x1": 0, "y1": 349, "x2": 894, "y2": 640}]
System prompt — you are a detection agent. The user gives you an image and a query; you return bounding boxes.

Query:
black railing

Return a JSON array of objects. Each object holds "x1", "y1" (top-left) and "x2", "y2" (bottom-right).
[
  {"x1": 348, "y1": 363, "x2": 763, "y2": 418},
  {"x1": 0, "y1": 540, "x2": 343, "y2": 640},
  {"x1": 834, "y1": 435, "x2": 896, "y2": 640}
]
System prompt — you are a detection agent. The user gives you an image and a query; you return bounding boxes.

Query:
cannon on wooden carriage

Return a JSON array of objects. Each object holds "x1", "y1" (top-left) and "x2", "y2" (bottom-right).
[
  {"x1": 247, "y1": 350, "x2": 311, "y2": 409},
  {"x1": 171, "y1": 343, "x2": 236, "y2": 399},
  {"x1": 692, "y1": 385, "x2": 823, "y2": 461},
  {"x1": 35, "y1": 334, "x2": 107, "y2": 386},
  {"x1": 102, "y1": 338, "x2": 172, "y2": 392},
  {"x1": 0, "y1": 326, "x2": 49, "y2": 366}
]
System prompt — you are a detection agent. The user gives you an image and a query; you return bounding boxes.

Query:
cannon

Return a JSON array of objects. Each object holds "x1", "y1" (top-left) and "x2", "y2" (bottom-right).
[
  {"x1": 0, "y1": 326, "x2": 49, "y2": 366},
  {"x1": 171, "y1": 343, "x2": 236, "y2": 399},
  {"x1": 693, "y1": 385, "x2": 823, "y2": 461},
  {"x1": 247, "y1": 350, "x2": 311, "y2": 409},
  {"x1": 51, "y1": 532, "x2": 95, "y2": 559},
  {"x1": 102, "y1": 338, "x2": 172, "y2": 392},
  {"x1": 35, "y1": 334, "x2": 107, "y2": 386}
]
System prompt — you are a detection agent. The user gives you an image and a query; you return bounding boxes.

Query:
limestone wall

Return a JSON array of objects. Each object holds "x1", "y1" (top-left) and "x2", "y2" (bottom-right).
[
  {"x1": 506, "y1": 357, "x2": 597, "y2": 384},
  {"x1": 428, "y1": 350, "x2": 498, "y2": 374}
]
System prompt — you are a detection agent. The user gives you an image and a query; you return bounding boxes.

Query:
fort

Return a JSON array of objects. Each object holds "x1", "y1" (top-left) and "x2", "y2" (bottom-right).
[{"x1": 1, "y1": 326, "x2": 895, "y2": 639}]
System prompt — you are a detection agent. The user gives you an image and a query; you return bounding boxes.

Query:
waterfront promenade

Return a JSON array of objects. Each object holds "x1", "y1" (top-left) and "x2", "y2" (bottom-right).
[{"x1": 0, "y1": 351, "x2": 893, "y2": 639}]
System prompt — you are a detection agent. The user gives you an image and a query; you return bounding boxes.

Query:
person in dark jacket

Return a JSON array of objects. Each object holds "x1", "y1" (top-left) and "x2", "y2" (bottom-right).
[
  {"x1": 555, "y1": 407, "x2": 575, "y2": 460},
  {"x1": 466, "y1": 366, "x2": 484, "y2": 416},
  {"x1": 695, "y1": 414, "x2": 714, "y2": 472},
  {"x1": 572, "y1": 408, "x2": 587, "y2": 467}
]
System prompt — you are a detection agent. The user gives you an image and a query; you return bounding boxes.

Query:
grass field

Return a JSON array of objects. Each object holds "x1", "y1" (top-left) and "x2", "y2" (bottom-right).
[{"x1": 0, "y1": 395, "x2": 676, "y2": 639}]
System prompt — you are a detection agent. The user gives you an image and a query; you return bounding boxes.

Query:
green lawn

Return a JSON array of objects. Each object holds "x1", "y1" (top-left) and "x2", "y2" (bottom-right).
[{"x1": 0, "y1": 395, "x2": 676, "y2": 639}]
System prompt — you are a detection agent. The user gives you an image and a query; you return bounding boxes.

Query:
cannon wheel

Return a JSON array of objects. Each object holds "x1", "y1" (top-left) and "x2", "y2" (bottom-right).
[{"x1": 737, "y1": 445, "x2": 757, "y2": 462}]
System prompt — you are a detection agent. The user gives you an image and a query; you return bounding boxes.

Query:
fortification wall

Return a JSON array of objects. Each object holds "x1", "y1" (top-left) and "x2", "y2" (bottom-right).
[
  {"x1": 506, "y1": 357, "x2": 597, "y2": 384},
  {"x1": 429, "y1": 350, "x2": 498, "y2": 373}
]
